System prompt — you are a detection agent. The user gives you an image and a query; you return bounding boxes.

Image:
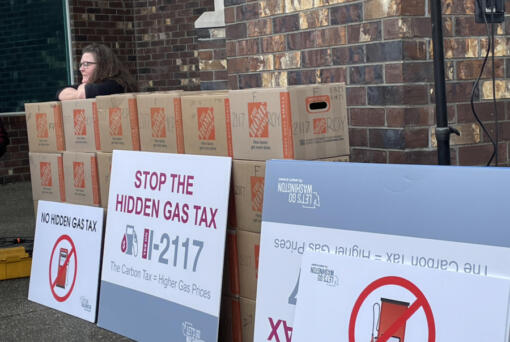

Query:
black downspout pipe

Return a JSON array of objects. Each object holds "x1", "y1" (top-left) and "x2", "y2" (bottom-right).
[{"x1": 431, "y1": 0, "x2": 455, "y2": 165}]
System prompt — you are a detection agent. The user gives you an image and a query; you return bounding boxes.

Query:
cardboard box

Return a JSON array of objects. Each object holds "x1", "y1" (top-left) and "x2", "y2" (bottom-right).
[
  {"x1": 29, "y1": 152, "x2": 65, "y2": 202},
  {"x1": 63, "y1": 152, "x2": 100, "y2": 206},
  {"x1": 219, "y1": 295, "x2": 242, "y2": 342},
  {"x1": 136, "y1": 92, "x2": 185, "y2": 153},
  {"x1": 62, "y1": 99, "x2": 101, "y2": 152},
  {"x1": 96, "y1": 152, "x2": 112, "y2": 209},
  {"x1": 223, "y1": 230, "x2": 240, "y2": 297},
  {"x1": 237, "y1": 230, "x2": 260, "y2": 301},
  {"x1": 96, "y1": 94, "x2": 141, "y2": 152},
  {"x1": 181, "y1": 93, "x2": 233, "y2": 157},
  {"x1": 231, "y1": 160, "x2": 266, "y2": 233},
  {"x1": 240, "y1": 297, "x2": 256, "y2": 342},
  {"x1": 229, "y1": 83, "x2": 349, "y2": 160},
  {"x1": 25, "y1": 102, "x2": 65, "y2": 152}
]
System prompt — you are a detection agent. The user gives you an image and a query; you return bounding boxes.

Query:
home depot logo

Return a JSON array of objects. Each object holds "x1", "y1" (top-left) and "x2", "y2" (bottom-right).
[
  {"x1": 151, "y1": 107, "x2": 166, "y2": 138},
  {"x1": 313, "y1": 118, "x2": 327, "y2": 135},
  {"x1": 197, "y1": 107, "x2": 215, "y2": 140},
  {"x1": 36, "y1": 113, "x2": 49, "y2": 138},
  {"x1": 248, "y1": 102, "x2": 269, "y2": 138},
  {"x1": 109, "y1": 107, "x2": 123, "y2": 136},
  {"x1": 73, "y1": 109, "x2": 87, "y2": 136},
  {"x1": 250, "y1": 176, "x2": 264, "y2": 213},
  {"x1": 73, "y1": 162, "x2": 85, "y2": 189},
  {"x1": 40, "y1": 162, "x2": 52, "y2": 187}
]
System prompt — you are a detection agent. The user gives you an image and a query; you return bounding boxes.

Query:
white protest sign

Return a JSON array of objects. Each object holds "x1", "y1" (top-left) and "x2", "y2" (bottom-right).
[
  {"x1": 292, "y1": 251, "x2": 510, "y2": 342},
  {"x1": 254, "y1": 161, "x2": 510, "y2": 342},
  {"x1": 28, "y1": 200, "x2": 104, "y2": 322},
  {"x1": 97, "y1": 151, "x2": 231, "y2": 342}
]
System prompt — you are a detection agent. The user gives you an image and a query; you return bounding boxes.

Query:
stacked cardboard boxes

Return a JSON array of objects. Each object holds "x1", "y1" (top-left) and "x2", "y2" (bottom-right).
[
  {"x1": 226, "y1": 83, "x2": 350, "y2": 341},
  {"x1": 27, "y1": 94, "x2": 146, "y2": 212},
  {"x1": 61, "y1": 99, "x2": 102, "y2": 207},
  {"x1": 26, "y1": 101, "x2": 66, "y2": 212}
]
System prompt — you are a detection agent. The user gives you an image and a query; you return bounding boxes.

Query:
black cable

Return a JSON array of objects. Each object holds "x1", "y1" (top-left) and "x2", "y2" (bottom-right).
[
  {"x1": 491, "y1": 22, "x2": 499, "y2": 166},
  {"x1": 471, "y1": 0, "x2": 497, "y2": 166},
  {"x1": 0, "y1": 237, "x2": 34, "y2": 247}
]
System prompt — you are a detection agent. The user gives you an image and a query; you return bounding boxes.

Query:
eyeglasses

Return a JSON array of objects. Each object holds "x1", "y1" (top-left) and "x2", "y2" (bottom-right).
[{"x1": 79, "y1": 61, "x2": 97, "y2": 68}]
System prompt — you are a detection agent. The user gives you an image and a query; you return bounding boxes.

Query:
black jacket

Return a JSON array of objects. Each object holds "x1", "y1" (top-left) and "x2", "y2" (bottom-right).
[{"x1": 56, "y1": 79, "x2": 125, "y2": 100}]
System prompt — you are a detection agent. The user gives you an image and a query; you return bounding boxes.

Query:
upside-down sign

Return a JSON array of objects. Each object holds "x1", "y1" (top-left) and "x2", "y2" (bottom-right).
[
  {"x1": 291, "y1": 251, "x2": 510, "y2": 342},
  {"x1": 28, "y1": 200, "x2": 104, "y2": 322}
]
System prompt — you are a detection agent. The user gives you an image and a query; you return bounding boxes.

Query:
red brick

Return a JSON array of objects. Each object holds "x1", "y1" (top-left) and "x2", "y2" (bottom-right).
[
  {"x1": 457, "y1": 102, "x2": 504, "y2": 123},
  {"x1": 349, "y1": 127, "x2": 368, "y2": 147},
  {"x1": 347, "y1": 87, "x2": 367, "y2": 106},
  {"x1": 456, "y1": 60, "x2": 504, "y2": 80},
  {"x1": 247, "y1": 19, "x2": 272, "y2": 37},
  {"x1": 319, "y1": 67, "x2": 347, "y2": 83},
  {"x1": 388, "y1": 150, "x2": 439, "y2": 165},
  {"x1": 369, "y1": 128, "x2": 405, "y2": 149},
  {"x1": 385, "y1": 63, "x2": 403, "y2": 83},
  {"x1": 350, "y1": 108, "x2": 385, "y2": 127},
  {"x1": 405, "y1": 127, "x2": 429, "y2": 148},
  {"x1": 348, "y1": 22, "x2": 381, "y2": 43},
  {"x1": 401, "y1": 0, "x2": 426, "y2": 15},
  {"x1": 458, "y1": 144, "x2": 502, "y2": 166},
  {"x1": 237, "y1": 39, "x2": 259, "y2": 55},
  {"x1": 288, "y1": 70, "x2": 316, "y2": 85},
  {"x1": 301, "y1": 49, "x2": 332, "y2": 68},
  {"x1": 351, "y1": 149, "x2": 387, "y2": 163},
  {"x1": 330, "y1": 3, "x2": 362, "y2": 25},
  {"x1": 262, "y1": 35, "x2": 285, "y2": 53},
  {"x1": 287, "y1": 31, "x2": 317, "y2": 50}
]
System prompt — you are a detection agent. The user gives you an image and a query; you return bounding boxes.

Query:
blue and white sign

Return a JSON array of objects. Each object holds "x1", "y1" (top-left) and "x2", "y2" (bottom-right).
[
  {"x1": 254, "y1": 161, "x2": 510, "y2": 342},
  {"x1": 29, "y1": 200, "x2": 104, "y2": 322},
  {"x1": 293, "y1": 251, "x2": 510, "y2": 342},
  {"x1": 97, "y1": 151, "x2": 231, "y2": 341}
]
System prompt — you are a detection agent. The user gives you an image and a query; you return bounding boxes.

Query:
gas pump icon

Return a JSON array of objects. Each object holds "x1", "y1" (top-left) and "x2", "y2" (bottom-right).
[
  {"x1": 121, "y1": 225, "x2": 138, "y2": 257},
  {"x1": 55, "y1": 248, "x2": 69, "y2": 289},
  {"x1": 371, "y1": 298, "x2": 409, "y2": 342}
]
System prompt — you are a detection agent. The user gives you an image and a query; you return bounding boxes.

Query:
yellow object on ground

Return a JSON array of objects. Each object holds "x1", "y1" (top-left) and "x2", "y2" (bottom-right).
[{"x1": 0, "y1": 246, "x2": 32, "y2": 280}]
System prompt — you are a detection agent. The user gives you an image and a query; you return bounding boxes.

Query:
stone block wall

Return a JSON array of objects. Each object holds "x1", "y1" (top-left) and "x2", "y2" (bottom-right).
[{"x1": 222, "y1": 0, "x2": 510, "y2": 166}]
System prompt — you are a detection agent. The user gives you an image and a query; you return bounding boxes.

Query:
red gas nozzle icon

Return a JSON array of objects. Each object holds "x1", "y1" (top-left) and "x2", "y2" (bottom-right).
[{"x1": 121, "y1": 234, "x2": 127, "y2": 253}]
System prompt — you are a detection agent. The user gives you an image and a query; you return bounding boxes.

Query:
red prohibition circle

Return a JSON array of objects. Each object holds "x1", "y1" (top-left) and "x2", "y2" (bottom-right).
[
  {"x1": 348, "y1": 276, "x2": 435, "y2": 342},
  {"x1": 49, "y1": 234, "x2": 78, "y2": 302}
]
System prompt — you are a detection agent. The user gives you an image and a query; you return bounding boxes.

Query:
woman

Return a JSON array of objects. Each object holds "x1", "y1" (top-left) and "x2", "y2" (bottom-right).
[{"x1": 57, "y1": 43, "x2": 138, "y2": 100}]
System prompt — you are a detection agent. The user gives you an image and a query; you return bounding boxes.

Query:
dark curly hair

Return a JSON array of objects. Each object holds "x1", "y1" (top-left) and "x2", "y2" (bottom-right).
[{"x1": 81, "y1": 43, "x2": 138, "y2": 92}]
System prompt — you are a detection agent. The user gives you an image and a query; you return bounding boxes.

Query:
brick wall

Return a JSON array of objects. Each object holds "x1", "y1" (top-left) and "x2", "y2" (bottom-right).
[
  {"x1": 0, "y1": 116, "x2": 30, "y2": 184},
  {"x1": 197, "y1": 28, "x2": 228, "y2": 90},
  {"x1": 223, "y1": 0, "x2": 510, "y2": 166},
  {"x1": 68, "y1": 0, "x2": 214, "y2": 91},
  {"x1": 133, "y1": 0, "x2": 214, "y2": 91},
  {"x1": 69, "y1": 0, "x2": 137, "y2": 79}
]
